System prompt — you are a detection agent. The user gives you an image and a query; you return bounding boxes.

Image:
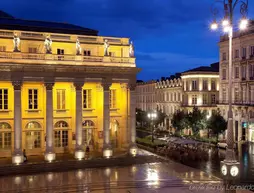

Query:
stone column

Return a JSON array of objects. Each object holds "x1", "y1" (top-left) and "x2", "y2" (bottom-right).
[
  {"x1": 102, "y1": 82, "x2": 113, "y2": 158},
  {"x1": 12, "y1": 81, "x2": 23, "y2": 164},
  {"x1": 44, "y1": 82, "x2": 56, "y2": 162},
  {"x1": 74, "y1": 82, "x2": 85, "y2": 160},
  {"x1": 128, "y1": 84, "x2": 138, "y2": 156}
]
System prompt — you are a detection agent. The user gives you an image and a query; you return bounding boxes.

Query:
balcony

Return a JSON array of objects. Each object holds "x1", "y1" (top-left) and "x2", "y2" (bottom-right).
[
  {"x1": 0, "y1": 52, "x2": 136, "y2": 67},
  {"x1": 181, "y1": 103, "x2": 217, "y2": 107},
  {"x1": 218, "y1": 100, "x2": 254, "y2": 106}
]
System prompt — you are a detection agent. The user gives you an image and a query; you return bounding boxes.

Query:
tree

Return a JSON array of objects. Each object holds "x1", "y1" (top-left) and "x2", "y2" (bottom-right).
[
  {"x1": 171, "y1": 110, "x2": 188, "y2": 134},
  {"x1": 188, "y1": 106, "x2": 207, "y2": 136},
  {"x1": 136, "y1": 108, "x2": 147, "y2": 127},
  {"x1": 153, "y1": 109, "x2": 167, "y2": 127},
  {"x1": 207, "y1": 110, "x2": 227, "y2": 142}
]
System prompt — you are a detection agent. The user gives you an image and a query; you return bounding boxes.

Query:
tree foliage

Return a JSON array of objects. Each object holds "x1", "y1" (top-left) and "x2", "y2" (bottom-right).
[
  {"x1": 171, "y1": 109, "x2": 188, "y2": 134},
  {"x1": 207, "y1": 110, "x2": 227, "y2": 141},
  {"x1": 188, "y1": 106, "x2": 207, "y2": 136}
]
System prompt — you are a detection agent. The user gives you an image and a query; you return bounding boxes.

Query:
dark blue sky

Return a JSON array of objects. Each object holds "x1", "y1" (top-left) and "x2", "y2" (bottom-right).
[{"x1": 1, "y1": 0, "x2": 253, "y2": 81}]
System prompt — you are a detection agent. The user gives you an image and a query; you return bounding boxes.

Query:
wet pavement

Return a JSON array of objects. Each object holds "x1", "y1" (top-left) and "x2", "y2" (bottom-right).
[{"x1": 0, "y1": 155, "x2": 223, "y2": 193}]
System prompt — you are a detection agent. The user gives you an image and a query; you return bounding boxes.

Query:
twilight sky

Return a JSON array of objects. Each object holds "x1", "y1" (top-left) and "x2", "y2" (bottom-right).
[{"x1": 1, "y1": 0, "x2": 253, "y2": 81}]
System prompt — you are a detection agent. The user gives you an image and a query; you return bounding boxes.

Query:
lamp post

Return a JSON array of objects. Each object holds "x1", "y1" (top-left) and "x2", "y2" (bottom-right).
[
  {"x1": 147, "y1": 110, "x2": 157, "y2": 143},
  {"x1": 210, "y1": 0, "x2": 249, "y2": 181}
]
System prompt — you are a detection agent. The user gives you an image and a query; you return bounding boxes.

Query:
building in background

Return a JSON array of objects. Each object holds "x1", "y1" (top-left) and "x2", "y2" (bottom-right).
[
  {"x1": 218, "y1": 20, "x2": 254, "y2": 143},
  {"x1": 136, "y1": 80, "x2": 156, "y2": 111},
  {"x1": 0, "y1": 11, "x2": 139, "y2": 163},
  {"x1": 155, "y1": 74, "x2": 182, "y2": 131}
]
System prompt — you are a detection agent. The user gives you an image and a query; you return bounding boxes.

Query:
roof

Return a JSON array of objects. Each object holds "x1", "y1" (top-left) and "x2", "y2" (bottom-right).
[
  {"x1": 182, "y1": 62, "x2": 219, "y2": 74},
  {"x1": 0, "y1": 10, "x2": 98, "y2": 36}
]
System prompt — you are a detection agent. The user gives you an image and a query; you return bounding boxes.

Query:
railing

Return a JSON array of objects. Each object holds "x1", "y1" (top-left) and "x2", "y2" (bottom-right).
[
  {"x1": 218, "y1": 100, "x2": 254, "y2": 105},
  {"x1": 181, "y1": 103, "x2": 217, "y2": 107},
  {"x1": 0, "y1": 52, "x2": 135, "y2": 65}
]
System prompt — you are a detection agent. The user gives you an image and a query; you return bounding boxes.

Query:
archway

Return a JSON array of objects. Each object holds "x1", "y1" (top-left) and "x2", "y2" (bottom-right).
[
  {"x1": 82, "y1": 120, "x2": 95, "y2": 150},
  {"x1": 54, "y1": 121, "x2": 69, "y2": 151},
  {"x1": 110, "y1": 119, "x2": 119, "y2": 148},
  {"x1": 25, "y1": 121, "x2": 42, "y2": 151},
  {"x1": 0, "y1": 122, "x2": 11, "y2": 151}
]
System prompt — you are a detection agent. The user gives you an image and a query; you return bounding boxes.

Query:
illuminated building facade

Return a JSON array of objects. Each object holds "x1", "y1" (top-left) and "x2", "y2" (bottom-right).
[
  {"x1": 136, "y1": 80, "x2": 156, "y2": 111},
  {"x1": 155, "y1": 75, "x2": 182, "y2": 131},
  {"x1": 218, "y1": 21, "x2": 254, "y2": 142},
  {"x1": 0, "y1": 11, "x2": 139, "y2": 163}
]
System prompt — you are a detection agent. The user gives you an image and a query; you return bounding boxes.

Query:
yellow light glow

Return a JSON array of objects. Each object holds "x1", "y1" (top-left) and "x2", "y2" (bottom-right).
[
  {"x1": 146, "y1": 169, "x2": 159, "y2": 186},
  {"x1": 211, "y1": 22, "x2": 218, "y2": 30},
  {"x1": 222, "y1": 19, "x2": 229, "y2": 27}
]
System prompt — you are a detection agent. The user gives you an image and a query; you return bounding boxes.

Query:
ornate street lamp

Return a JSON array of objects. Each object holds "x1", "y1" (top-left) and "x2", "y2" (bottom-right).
[
  {"x1": 210, "y1": 0, "x2": 249, "y2": 180},
  {"x1": 147, "y1": 110, "x2": 157, "y2": 143}
]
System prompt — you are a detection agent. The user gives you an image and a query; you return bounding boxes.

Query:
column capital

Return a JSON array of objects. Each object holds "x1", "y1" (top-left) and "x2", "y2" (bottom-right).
[
  {"x1": 45, "y1": 82, "x2": 54, "y2": 90},
  {"x1": 74, "y1": 82, "x2": 84, "y2": 91},
  {"x1": 12, "y1": 81, "x2": 22, "y2": 90},
  {"x1": 101, "y1": 82, "x2": 112, "y2": 91},
  {"x1": 128, "y1": 83, "x2": 136, "y2": 91}
]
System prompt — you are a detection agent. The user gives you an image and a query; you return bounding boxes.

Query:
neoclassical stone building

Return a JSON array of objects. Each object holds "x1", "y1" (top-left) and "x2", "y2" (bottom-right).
[
  {"x1": 155, "y1": 75, "x2": 182, "y2": 130},
  {"x1": 218, "y1": 20, "x2": 254, "y2": 143},
  {"x1": 0, "y1": 11, "x2": 139, "y2": 163},
  {"x1": 136, "y1": 80, "x2": 156, "y2": 111}
]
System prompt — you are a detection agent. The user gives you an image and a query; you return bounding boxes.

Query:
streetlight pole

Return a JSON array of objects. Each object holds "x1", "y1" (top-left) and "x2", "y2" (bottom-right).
[
  {"x1": 210, "y1": 0, "x2": 249, "y2": 180},
  {"x1": 148, "y1": 110, "x2": 157, "y2": 143}
]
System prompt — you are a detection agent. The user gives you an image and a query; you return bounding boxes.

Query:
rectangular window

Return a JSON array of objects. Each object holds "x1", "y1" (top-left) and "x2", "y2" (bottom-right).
[
  {"x1": 235, "y1": 49, "x2": 239, "y2": 58},
  {"x1": 28, "y1": 47, "x2": 37, "y2": 53},
  {"x1": 222, "y1": 52, "x2": 226, "y2": 61},
  {"x1": 110, "y1": 89, "x2": 116, "y2": 108},
  {"x1": 211, "y1": 80, "x2": 216, "y2": 90},
  {"x1": 57, "y1": 49, "x2": 64, "y2": 55},
  {"x1": 0, "y1": 46, "x2": 6, "y2": 52},
  {"x1": 242, "y1": 65, "x2": 246, "y2": 79},
  {"x1": 0, "y1": 89, "x2": 8, "y2": 110},
  {"x1": 250, "y1": 64, "x2": 254, "y2": 79},
  {"x1": 109, "y1": 52, "x2": 115, "y2": 57},
  {"x1": 28, "y1": 89, "x2": 38, "y2": 110},
  {"x1": 251, "y1": 46, "x2": 254, "y2": 56},
  {"x1": 56, "y1": 89, "x2": 66, "y2": 110},
  {"x1": 222, "y1": 89, "x2": 227, "y2": 102},
  {"x1": 192, "y1": 95, "x2": 197, "y2": 105},
  {"x1": 222, "y1": 69, "x2": 226, "y2": 80},
  {"x1": 242, "y1": 47, "x2": 246, "y2": 58},
  {"x1": 84, "y1": 50, "x2": 91, "y2": 56},
  {"x1": 211, "y1": 94, "x2": 216, "y2": 104},
  {"x1": 203, "y1": 94, "x2": 208, "y2": 105},
  {"x1": 203, "y1": 80, "x2": 208, "y2": 90},
  {"x1": 235, "y1": 67, "x2": 239, "y2": 79},
  {"x1": 192, "y1": 80, "x2": 197, "y2": 90},
  {"x1": 83, "y1": 89, "x2": 92, "y2": 109},
  {"x1": 234, "y1": 88, "x2": 239, "y2": 102}
]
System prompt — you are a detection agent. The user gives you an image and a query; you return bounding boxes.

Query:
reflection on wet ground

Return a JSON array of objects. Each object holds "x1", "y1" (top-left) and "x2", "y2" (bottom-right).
[{"x1": 0, "y1": 158, "x2": 222, "y2": 193}]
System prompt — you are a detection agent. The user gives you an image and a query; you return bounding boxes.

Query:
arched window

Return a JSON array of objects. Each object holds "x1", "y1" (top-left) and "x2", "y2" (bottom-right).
[
  {"x1": 54, "y1": 121, "x2": 68, "y2": 148},
  {"x1": 25, "y1": 121, "x2": 42, "y2": 150},
  {"x1": 0, "y1": 122, "x2": 11, "y2": 150},
  {"x1": 82, "y1": 120, "x2": 95, "y2": 146}
]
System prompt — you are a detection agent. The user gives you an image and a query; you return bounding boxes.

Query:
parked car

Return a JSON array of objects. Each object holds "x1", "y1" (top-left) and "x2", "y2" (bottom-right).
[{"x1": 217, "y1": 140, "x2": 227, "y2": 149}]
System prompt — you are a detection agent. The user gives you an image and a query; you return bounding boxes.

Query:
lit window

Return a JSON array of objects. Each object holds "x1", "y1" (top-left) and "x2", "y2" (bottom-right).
[
  {"x1": 82, "y1": 120, "x2": 95, "y2": 146},
  {"x1": 110, "y1": 89, "x2": 116, "y2": 109},
  {"x1": 28, "y1": 89, "x2": 38, "y2": 110},
  {"x1": 83, "y1": 89, "x2": 92, "y2": 109},
  {"x1": 234, "y1": 88, "x2": 239, "y2": 102},
  {"x1": 0, "y1": 122, "x2": 11, "y2": 150},
  {"x1": 54, "y1": 121, "x2": 68, "y2": 148},
  {"x1": 192, "y1": 95, "x2": 197, "y2": 105},
  {"x1": 0, "y1": 89, "x2": 8, "y2": 110},
  {"x1": 56, "y1": 89, "x2": 66, "y2": 110},
  {"x1": 109, "y1": 52, "x2": 115, "y2": 57}
]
